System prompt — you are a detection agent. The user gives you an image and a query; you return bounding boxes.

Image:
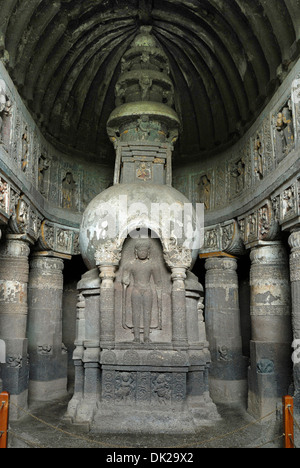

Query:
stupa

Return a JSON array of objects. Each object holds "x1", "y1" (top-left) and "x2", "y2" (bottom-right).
[{"x1": 66, "y1": 26, "x2": 219, "y2": 433}]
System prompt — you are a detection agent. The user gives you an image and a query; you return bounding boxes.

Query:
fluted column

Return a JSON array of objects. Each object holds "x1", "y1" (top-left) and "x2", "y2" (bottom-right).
[
  {"x1": 204, "y1": 256, "x2": 247, "y2": 404},
  {"x1": 289, "y1": 231, "x2": 300, "y2": 409},
  {"x1": 0, "y1": 234, "x2": 31, "y2": 419},
  {"x1": 27, "y1": 253, "x2": 68, "y2": 401},
  {"x1": 248, "y1": 242, "x2": 292, "y2": 418}
]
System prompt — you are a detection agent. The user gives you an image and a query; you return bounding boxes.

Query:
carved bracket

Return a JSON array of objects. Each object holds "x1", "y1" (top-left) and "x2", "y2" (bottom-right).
[
  {"x1": 200, "y1": 219, "x2": 244, "y2": 257},
  {"x1": 272, "y1": 176, "x2": 300, "y2": 231},
  {"x1": 238, "y1": 199, "x2": 280, "y2": 247},
  {"x1": 38, "y1": 220, "x2": 79, "y2": 256}
]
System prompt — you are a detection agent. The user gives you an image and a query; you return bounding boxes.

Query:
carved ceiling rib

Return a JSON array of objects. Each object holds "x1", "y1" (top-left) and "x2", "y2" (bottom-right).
[{"x1": 0, "y1": 0, "x2": 299, "y2": 166}]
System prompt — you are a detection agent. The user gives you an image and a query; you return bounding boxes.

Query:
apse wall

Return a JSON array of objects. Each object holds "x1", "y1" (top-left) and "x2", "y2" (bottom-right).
[
  {"x1": 0, "y1": 61, "x2": 113, "y2": 254},
  {"x1": 173, "y1": 57, "x2": 300, "y2": 246}
]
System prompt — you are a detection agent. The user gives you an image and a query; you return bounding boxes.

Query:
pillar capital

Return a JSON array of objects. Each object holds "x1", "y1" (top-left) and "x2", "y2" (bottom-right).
[
  {"x1": 288, "y1": 229, "x2": 300, "y2": 250},
  {"x1": 204, "y1": 256, "x2": 238, "y2": 272},
  {"x1": 249, "y1": 241, "x2": 289, "y2": 266}
]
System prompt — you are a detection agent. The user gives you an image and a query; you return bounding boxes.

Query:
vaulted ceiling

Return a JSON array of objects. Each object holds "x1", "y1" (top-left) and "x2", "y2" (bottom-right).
[{"x1": 0, "y1": 0, "x2": 299, "y2": 166}]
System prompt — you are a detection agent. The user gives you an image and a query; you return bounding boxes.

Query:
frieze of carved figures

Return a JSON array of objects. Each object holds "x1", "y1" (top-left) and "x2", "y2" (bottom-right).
[
  {"x1": 292, "y1": 75, "x2": 300, "y2": 145},
  {"x1": 8, "y1": 195, "x2": 42, "y2": 243},
  {"x1": 0, "y1": 80, "x2": 12, "y2": 147},
  {"x1": 238, "y1": 199, "x2": 279, "y2": 246},
  {"x1": 0, "y1": 174, "x2": 10, "y2": 222},
  {"x1": 273, "y1": 98, "x2": 295, "y2": 163},
  {"x1": 271, "y1": 177, "x2": 300, "y2": 230},
  {"x1": 200, "y1": 220, "x2": 244, "y2": 256},
  {"x1": 38, "y1": 220, "x2": 79, "y2": 256}
]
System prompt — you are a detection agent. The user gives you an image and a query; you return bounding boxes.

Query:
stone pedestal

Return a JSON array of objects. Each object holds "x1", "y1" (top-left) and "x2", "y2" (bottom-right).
[
  {"x1": 27, "y1": 254, "x2": 68, "y2": 401},
  {"x1": 0, "y1": 235, "x2": 31, "y2": 420},
  {"x1": 248, "y1": 242, "x2": 292, "y2": 419},
  {"x1": 204, "y1": 256, "x2": 247, "y2": 405},
  {"x1": 289, "y1": 231, "x2": 300, "y2": 410},
  {"x1": 65, "y1": 269, "x2": 101, "y2": 426}
]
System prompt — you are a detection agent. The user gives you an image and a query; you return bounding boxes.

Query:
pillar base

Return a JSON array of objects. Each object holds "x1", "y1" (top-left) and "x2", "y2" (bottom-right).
[
  {"x1": 28, "y1": 378, "x2": 68, "y2": 402},
  {"x1": 247, "y1": 340, "x2": 292, "y2": 419}
]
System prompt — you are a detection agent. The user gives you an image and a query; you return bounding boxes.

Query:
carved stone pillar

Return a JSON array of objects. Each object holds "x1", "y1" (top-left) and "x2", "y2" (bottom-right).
[
  {"x1": 0, "y1": 234, "x2": 31, "y2": 419},
  {"x1": 163, "y1": 246, "x2": 192, "y2": 349},
  {"x1": 288, "y1": 230, "x2": 300, "y2": 409},
  {"x1": 65, "y1": 292, "x2": 85, "y2": 422},
  {"x1": 27, "y1": 253, "x2": 68, "y2": 401},
  {"x1": 204, "y1": 255, "x2": 247, "y2": 405},
  {"x1": 99, "y1": 265, "x2": 117, "y2": 347},
  {"x1": 95, "y1": 242, "x2": 121, "y2": 348},
  {"x1": 170, "y1": 266, "x2": 188, "y2": 348},
  {"x1": 248, "y1": 242, "x2": 292, "y2": 419}
]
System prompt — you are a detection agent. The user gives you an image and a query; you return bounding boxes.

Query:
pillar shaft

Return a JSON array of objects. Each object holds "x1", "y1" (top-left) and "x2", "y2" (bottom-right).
[
  {"x1": 248, "y1": 242, "x2": 292, "y2": 418},
  {"x1": 27, "y1": 254, "x2": 68, "y2": 401},
  {"x1": 171, "y1": 267, "x2": 188, "y2": 348},
  {"x1": 289, "y1": 231, "x2": 300, "y2": 408},
  {"x1": 204, "y1": 256, "x2": 247, "y2": 404},
  {"x1": 99, "y1": 265, "x2": 116, "y2": 347},
  {"x1": 0, "y1": 235, "x2": 31, "y2": 419}
]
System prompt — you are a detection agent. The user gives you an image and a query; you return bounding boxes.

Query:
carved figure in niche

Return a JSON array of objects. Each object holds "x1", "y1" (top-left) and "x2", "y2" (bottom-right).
[
  {"x1": 197, "y1": 175, "x2": 211, "y2": 210},
  {"x1": 122, "y1": 239, "x2": 163, "y2": 343},
  {"x1": 139, "y1": 75, "x2": 153, "y2": 100},
  {"x1": 62, "y1": 172, "x2": 77, "y2": 210},
  {"x1": 231, "y1": 159, "x2": 245, "y2": 194},
  {"x1": 136, "y1": 162, "x2": 152, "y2": 181},
  {"x1": 0, "y1": 179, "x2": 8, "y2": 212},
  {"x1": 152, "y1": 374, "x2": 171, "y2": 405},
  {"x1": 115, "y1": 372, "x2": 135, "y2": 402},
  {"x1": 282, "y1": 186, "x2": 295, "y2": 217},
  {"x1": 0, "y1": 92, "x2": 12, "y2": 143},
  {"x1": 38, "y1": 155, "x2": 50, "y2": 196},
  {"x1": 205, "y1": 229, "x2": 218, "y2": 249},
  {"x1": 276, "y1": 100, "x2": 294, "y2": 160},
  {"x1": 21, "y1": 127, "x2": 29, "y2": 172},
  {"x1": 258, "y1": 207, "x2": 269, "y2": 237},
  {"x1": 254, "y1": 135, "x2": 264, "y2": 180}
]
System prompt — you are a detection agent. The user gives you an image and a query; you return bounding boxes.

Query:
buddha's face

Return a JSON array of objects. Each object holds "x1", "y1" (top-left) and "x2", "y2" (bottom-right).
[{"x1": 136, "y1": 246, "x2": 149, "y2": 260}]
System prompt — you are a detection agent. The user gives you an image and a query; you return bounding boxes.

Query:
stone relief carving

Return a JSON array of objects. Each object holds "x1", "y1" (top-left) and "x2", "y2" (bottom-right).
[
  {"x1": 201, "y1": 220, "x2": 243, "y2": 256},
  {"x1": 292, "y1": 75, "x2": 300, "y2": 145},
  {"x1": 115, "y1": 372, "x2": 136, "y2": 403},
  {"x1": 230, "y1": 158, "x2": 246, "y2": 195},
  {"x1": 21, "y1": 126, "x2": 30, "y2": 173},
  {"x1": 253, "y1": 134, "x2": 264, "y2": 181},
  {"x1": 274, "y1": 98, "x2": 295, "y2": 162},
  {"x1": 6, "y1": 355, "x2": 22, "y2": 368},
  {"x1": 62, "y1": 172, "x2": 77, "y2": 210},
  {"x1": 38, "y1": 154, "x2": 50, "y2": 197},
  {"x1": 120, "y1": 238, "x2": 163, "y2": 343},
  {"x1": 257, "y1": 359, "x2": 274, "y2": 375},
  {"x1": 197, "y1": 174, "x2": 211, "y2": 210},
  {"x1": 37, "y1": 345, "x2": 53, "y2": 355},
  {"x1": 0, "y1": 176, "x2": 9, "y2": 215},
  {"x1": 101, "y1": 369, "x2": 186, "y2": 407},
  {"x1": 238, "y1": 199, "x2": 279, "y2": 246},
  {"x1": 0, "y1": 83, "x2": 12, "y2": 146},
  {"x1": 38, "y1": 220, "x2": 79, "y2": 255},
  {"x1": 152, "y1": 373, "x2": 172, "y2": 405}
]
